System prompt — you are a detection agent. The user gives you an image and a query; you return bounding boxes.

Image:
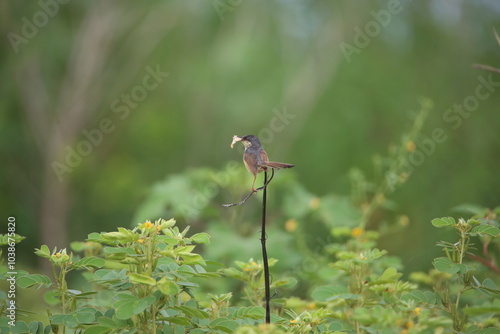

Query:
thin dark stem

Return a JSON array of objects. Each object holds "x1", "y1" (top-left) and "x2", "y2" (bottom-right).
[
  {"x1": 260, "y1": 171, "x2": 271, "y2": 324},
  {"x1": 222, "y1": 169, "x2": 275, "y2": 322}
]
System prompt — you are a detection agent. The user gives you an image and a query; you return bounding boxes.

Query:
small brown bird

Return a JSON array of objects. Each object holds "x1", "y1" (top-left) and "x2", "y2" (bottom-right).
[{"x1": 231, "y1": 135, "x2": 294, "y2": 191}]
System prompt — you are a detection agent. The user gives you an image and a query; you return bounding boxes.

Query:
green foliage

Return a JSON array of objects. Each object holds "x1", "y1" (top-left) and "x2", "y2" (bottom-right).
[
  {"x1": 1, "y1": 211, "x2": 500, "y2": 333},
  {"x1": 1, "y1": 105, "x2": 499, "y2": 333},
  {"x1": 1, "y1": 219, "x2": 277, "y2": 333}
]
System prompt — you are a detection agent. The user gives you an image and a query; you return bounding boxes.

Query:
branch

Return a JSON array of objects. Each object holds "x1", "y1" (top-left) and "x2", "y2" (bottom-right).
[
  {"x1": 473, "y1": 63, "x2": 500, "y2": 75},
  {"x1": 222, "y1": 169, "x2": 275, "y2": 207},
  {"x1": 468, "y1": 254, "x2": 500, "y2": 276}
]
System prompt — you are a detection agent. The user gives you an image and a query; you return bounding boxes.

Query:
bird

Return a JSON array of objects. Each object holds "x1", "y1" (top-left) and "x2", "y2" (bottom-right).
[{"x1": 231, "y1": 135, "x2": 294, "y2": 192}]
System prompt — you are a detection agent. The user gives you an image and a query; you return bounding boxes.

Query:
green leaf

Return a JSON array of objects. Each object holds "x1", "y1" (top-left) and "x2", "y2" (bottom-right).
[
  {"x1": 87, "y1": 232, "x2": 102, "y2": 240},
  {"x1": 213, "y1": 320, "x2": 239, "y2": 333},
  {"x1": 222, "y1": 267, "x2": 244, "y2": 279},
  {"x1": 74, "y1": 308, "x2": 97, "y2": 323},
  {"x1": 311, "y1": 285, "x2": 359, "y2": 302},
  {"x1": 328, "y1": 321, "x2": 344, "y2": 331},
  {"x1": 431, "y1": 217, "x2": 455, "y2": 228},
  {"x1": 114, "y1": 294, "x2": 139, "y2": 319},
  {"x1": 103, "y1": 246, "x2": 135, "y2": 260},
  {"x1": 432, "y1": 257, "x2": 459, "y2": 273},
  {"x1": 230, "y1": 306, "x2": 265, "y2": 320},
  {"x1": 83, "y1": 326, "x2": 113, "y2": 334},
  {"x1": 158, "y1": 235, "x2": 179, "y2": 245},
  {"x1": 163, "y1": 316, "x2": 191, "y2": 326},
  {"x1": 482, "y1": 278, "x2": 497, "y2": 290},
  {"x1": 72, "y1": 257, "x2": 105, "y2": 269},
  {"x1": 44, "y1": 290, "x2": 60, "y2": 305},
  {"x1": 34, "y1": 245, "x2": 51, "y2": 258},
  {"x1": 70, "y1": 241, "x2": 86, "y2": 252},
  {"x1": 424, "y1": 291, "x2": 438, "y2": 304},
  {"x1": 17, "y1": 274, "x2": 52, "y2": 288},
  {"x1": 50, "y1": 314, "x2": 80, "y2": 328},
  {"x1": 174, "y1": 305, "x2": 209, "y2": 319},
  {"x1": 190, "y1": 232, "x2": 211, "y2": 244},
  {"x1": 157, "y1": 277, "x2": 180, "y2": 295},
  {"x1": 63, "y1": 315, "x2": 79, "y2": 328},
  {"x1": 456, "y1": 263, "x2": 474, "y2": 274},
  {"x1": 477, "y1": 328, "x2": 500, "y2": 334},
  {"x1": 9, "y1": 321, "x2": 30, "y2": 334},
  {"x1": 312, "y1": 285, "x2": 347, "y2": 301},
  {"x1": 376, "y1": 267, "x2": 402, "y2": 283},
  {"x1": 133, "y1": 295, "x2": 156, "y2": 314},
  {"x1": 472, "y1": 224, "x2": 500, "y2": 237},
  {"x1": 129, "y1": 273, "x2": 156, "y2": 285},
  {"x1": 401, "y1": 290, "x2": 438, "y2": 304},
  {"x1": 179, "y1": 253, "x2": 206, "y2": 266},
  {"x1": 28, "y1": 320, "x2": 45, "y2": 333},
  {"x1": 0, "y1": 234, "x2": 25, "y2": 246},
  {"x1": 115, "y1": 303, "x2": 135, "y2": 320},
  {"x1": 101, "y1": 228, "x2": 138, "y2": 244},
  {"x1": 174, "y1": 245, "x2": 196, "y2": 254},
  {"x1": 272, "y1": 277, "x2": 297, "y2": 289}
]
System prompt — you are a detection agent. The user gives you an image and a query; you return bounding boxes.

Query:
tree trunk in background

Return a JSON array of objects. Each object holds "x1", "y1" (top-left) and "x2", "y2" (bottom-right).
[{"x1": 16, "y1": 2, "x2": 176, "y2": 270}]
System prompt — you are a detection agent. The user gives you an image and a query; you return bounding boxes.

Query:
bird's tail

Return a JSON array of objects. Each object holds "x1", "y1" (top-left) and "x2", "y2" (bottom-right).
[{"x1": 259, "y1": 161, "x2": 295, "y2": 170}]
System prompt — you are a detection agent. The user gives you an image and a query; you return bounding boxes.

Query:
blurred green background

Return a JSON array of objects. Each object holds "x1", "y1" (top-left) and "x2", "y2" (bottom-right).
[{"x1": 1, "y1": 0, "x2": 499, "y2": 281}]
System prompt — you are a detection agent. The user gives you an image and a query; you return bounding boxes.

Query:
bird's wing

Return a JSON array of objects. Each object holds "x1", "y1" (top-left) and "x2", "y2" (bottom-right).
[
  {"x1": 258, "y1": 148, "x2": 269, "y2": 164},
  {"x1": 243, "y1": 151, "x2": 260, "y2": 175}
]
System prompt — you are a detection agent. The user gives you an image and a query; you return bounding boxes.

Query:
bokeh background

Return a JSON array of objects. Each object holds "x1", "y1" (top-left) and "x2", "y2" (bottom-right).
[{"x1": 1, "y1": 0, "x2": 499, "y2": 295}]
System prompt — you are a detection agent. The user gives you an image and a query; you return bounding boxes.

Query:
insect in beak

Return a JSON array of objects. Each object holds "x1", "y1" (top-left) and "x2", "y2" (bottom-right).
[{"x1": 230, "y1": 135, "x2": 242, "y2": 149}]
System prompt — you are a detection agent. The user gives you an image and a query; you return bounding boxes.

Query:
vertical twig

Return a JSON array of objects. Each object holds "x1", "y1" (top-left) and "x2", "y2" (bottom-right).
[
  {"x1": 260, "y1": 171, "x2": 271, "y2": 324},
  {"x1": 223, "y1": 168, "x2": 275, "y2": 321}
]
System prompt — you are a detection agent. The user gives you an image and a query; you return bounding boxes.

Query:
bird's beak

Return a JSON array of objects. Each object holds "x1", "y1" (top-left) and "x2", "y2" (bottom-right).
[{"x1": 230, "y1": 135, "x2": 242, "y2": 148}]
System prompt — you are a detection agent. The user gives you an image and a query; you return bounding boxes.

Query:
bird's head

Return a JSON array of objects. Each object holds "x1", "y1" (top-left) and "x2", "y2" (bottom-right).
[{"x1": 230, "y1": 135, "x2": 261, "y2": 149}]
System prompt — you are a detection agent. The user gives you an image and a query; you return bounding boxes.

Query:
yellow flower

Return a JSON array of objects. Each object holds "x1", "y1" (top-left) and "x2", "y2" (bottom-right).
[
  {"x1": 399, "y1": 215, "x2": 410, "y2": 227},
  {"x1": 309, "y1": 197, "x2": 320, "y2": 210},
  {"x1": 351, "y1": 227, "x2": 364, "y2": 238},
  {"x1": 258, "y1": 324, "x2": 266, "y2": 330},
  {"x1": 307, "y1": 302, "x2": 316, "y2": 310},
  {"x1": 414, "y1": 307, "x2": 421, "y2": 315},
  {"x1": 285, "y1": 219, "x2": 298, "y2": 232},
  {"x1": 406, "y1": 141, "x2": 416, "y2": 152},
  {"x1": 144, "y1": 221, "x2": 154, "y2": 228}
]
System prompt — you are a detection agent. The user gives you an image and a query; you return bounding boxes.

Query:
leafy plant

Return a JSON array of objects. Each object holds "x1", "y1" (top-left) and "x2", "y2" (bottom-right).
[{"x1": 0, "y1": 219, "x2": 266, "y2": 333}]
